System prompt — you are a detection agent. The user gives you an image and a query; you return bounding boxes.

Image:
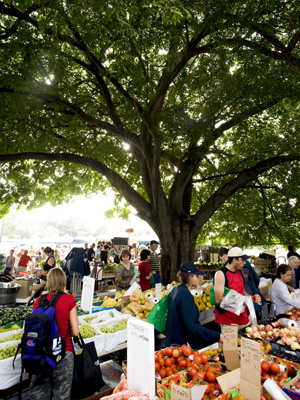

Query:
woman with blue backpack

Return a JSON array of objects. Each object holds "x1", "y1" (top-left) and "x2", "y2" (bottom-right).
[{"x1": 28, "y1": 267, "x2": 79, "y2": 400}]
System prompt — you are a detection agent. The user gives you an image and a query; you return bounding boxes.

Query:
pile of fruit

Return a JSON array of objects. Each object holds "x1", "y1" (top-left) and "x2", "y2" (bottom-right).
[
  {"x1": 79, "y1": 324, "x2": 98, "y2": 339},
  {"x1": 286, "y1": 308, "x2": 300, "y2": 320},
  {"x1": 100, "y1": 319, "x2": 128, "y2": 333},
  {"x1": 0, "y1": 332, "x2": 22, "y2": 343},
  {"x1": 0, "y1": 305, "x2": 32, "y2": 326},
  {"x1": 260, "y1": 359, "x2": 289, "y2": 388},
  {"x1": 193, "y1": 285, "x2": 214, "y2": 312},
  {"x1": 122, "y1": 292, "x2": 155, "y2": 321},
  {"x1": 0, "y1": 344, "x2": 20, "y2": 360},
  {"x1": 105, "y1": 378, "x2": 148, "y2": 400},
  {"x1": 244, "y1": 323, "x2": 300, "y2": 350},
  {"x1": 195, "y1": 262, "x2": 221, "y2": 270},
  {"x1": 83, "y1": 315, "x2": 102, "y2": 324},
  {"x1": 155, "y1": 345, "x2": 229, "y2": 399},
  {"x1": 101, "y1": 297, "x2": 121, "y2": 307}
]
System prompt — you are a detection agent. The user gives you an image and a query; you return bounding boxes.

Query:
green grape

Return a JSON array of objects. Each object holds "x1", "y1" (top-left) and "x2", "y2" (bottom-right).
[
  {"x1": 100, "y1": 319, "x2": 128, "y2": 334},
  {"x1": 79, "y1": 324, "x2": 97, "y2": 339},
  {"x1": 0, "y1": 333, "x2": 22, "y2": 343},
  {"x1": 0, "y1": 344, "x2": 20, "y2": 360},
  {"x1": 83, "y1": 316, "x2": 102, "y2": 324}
]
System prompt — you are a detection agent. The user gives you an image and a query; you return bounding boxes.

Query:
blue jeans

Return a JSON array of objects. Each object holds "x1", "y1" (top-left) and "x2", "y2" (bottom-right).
[{"x1": 152, "y1": 272, "x2": 161, "y2": 284}]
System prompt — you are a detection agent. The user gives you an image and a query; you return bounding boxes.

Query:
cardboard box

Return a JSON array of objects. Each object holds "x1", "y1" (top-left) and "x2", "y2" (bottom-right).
[
  {"x1": 13, "y1": 278, "x2": 34, "y2": 299},
  {"x1": 283, "y1": 374, "x2": 300, "y2": 399},
  {"x1": 121, "y1": 295, "x2": 131, "y2": 309}
]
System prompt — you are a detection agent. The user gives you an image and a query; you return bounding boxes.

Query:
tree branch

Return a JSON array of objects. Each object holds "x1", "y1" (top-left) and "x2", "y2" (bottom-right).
[
  {"x1": 0, "y1": 152, "x2": 152, "y2": 220},
  {"x1": 192, "y1": 155, "x2": 300, "y2": 238}
]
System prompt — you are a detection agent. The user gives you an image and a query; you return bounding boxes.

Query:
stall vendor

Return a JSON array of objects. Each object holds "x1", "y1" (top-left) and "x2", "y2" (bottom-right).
[{"x1": 166, "y1": 263, "x2": 223, "y2": 349}]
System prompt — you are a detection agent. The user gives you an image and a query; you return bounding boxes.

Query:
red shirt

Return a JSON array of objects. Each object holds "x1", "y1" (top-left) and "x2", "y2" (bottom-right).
[
  {"x1": 33, "y1": 293, "x2": 76, "y2": 352},
  {"x1": 18, "y1": 254, "x2": 33, "y2": 267},
  {"x1": 138, "y1": 261, "x2": 151, "y2": 291},
  {"x1": 215, "y1": 268, "x2": 249, "y2": 326}
]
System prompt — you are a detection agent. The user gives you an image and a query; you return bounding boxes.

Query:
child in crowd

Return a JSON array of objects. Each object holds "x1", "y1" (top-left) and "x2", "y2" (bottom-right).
[{"x1": 138, "y1": 249, "x2": 152, "y2": 291}]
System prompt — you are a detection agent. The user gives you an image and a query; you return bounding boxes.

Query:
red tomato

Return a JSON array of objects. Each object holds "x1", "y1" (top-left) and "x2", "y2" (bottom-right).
[
  {"x1": 165, "y1": 367, "x2": 173, "y2": 377},
  {"x1": 192, "y1": 350, "x2": 199, "y2": 356},
  {"x1": 206, "y1": 371, "x2": 216, "y2": 383},
  {"x1": 188, "y1": 367, "x2": 197, "y2": 377},
  {"x1": 193, "y1": 371, "x2": 205, "y2": 381},
  {"x1": 171, "y1": 357, "x2": 175, "y2": 364},
  {"x1": 172, "y1": 348, "x2": 180, "y2": 358},
  {"x1": 165, "y1": 347, "x2": 173, "y2": 357},
  {"x1": 261, "y1": 396, "x2": 267, "y2": 400},
  {"x1": 261, "y1": 360, "x2": 270, "y2": 373},
  {"x1": 203, "y1": 382, "x2": 210, "y2": 395},
  {"x1": 270, "y1": 362, "x2": 280, "y2": 375},
  {"x1": 159, "y1": 368, "x2": 166, "y2": 378},
  {"x1": 164, "y1": 357, "x2": 173, "y2": 368},
  {"x1": 171, "y1": 364, "x2": 177, "y2": 372},
  {"x1": 201, "y1": 353, "x2": 208, "y2": 364},
  {"x1": 154, "y1": 353, "x2": 159, "y2": 362},
  {"x1": 178, "y1": 359, "x2": 187, "y2": 368},
  {"x1": 186, "y1": 361, "x2": 192, "y2": 368},
  {"x1": 194, "y1": 355, "x2": 202, "y2": 364},
  {"x1": 158, "y1": 357, "x2": 165, "y2": 367},
  {"x1": 155, "y1": 362, "x2": 160, "y2": 372},
  {"x1": 182, "y1": 346, "x2": 192, "y2": 357}
]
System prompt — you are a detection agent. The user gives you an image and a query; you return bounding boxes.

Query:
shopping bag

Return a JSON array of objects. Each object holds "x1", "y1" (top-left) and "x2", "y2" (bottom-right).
[
  {"x1": 209, "y1": 286, "x2": 230, "y2": 306},
  {"x1": 71, "y1": 334, "x2": 105, "y2": 400},
  {"x1": 146, "y1": 293, "x2": 170, "y2": 335}
]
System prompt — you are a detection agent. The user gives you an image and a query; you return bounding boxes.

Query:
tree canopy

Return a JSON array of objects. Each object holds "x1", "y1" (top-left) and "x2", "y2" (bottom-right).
[{"x1": 0, "y1": 0, "x2": 300, "y2": 279}]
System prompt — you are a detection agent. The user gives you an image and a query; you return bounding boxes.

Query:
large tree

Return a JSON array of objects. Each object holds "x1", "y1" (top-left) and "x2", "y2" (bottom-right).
[{"x1": 0, "y1": 0, "x2": 300, "y2": 280}]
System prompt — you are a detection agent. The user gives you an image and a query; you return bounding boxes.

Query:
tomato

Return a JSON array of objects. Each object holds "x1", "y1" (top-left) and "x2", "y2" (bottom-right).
[
  {"x1": 188, "y1": 367, "x2": 197, "y2": 377},
  {"x1": 192, "y1": 350, "x2": 199, "y2": 356},
  {"x1": 171, "y1": 364, "x2": 177, "y2": 372},
  {"x1": 165, "y1": 347, "x2": 173, "y2": 356},
  {"x1": 159, "y1": 357, "x2": 165, "y2": 367},
  {"x1": 276, "y1": 381, "x2": 282, "y2": 389},
  {"x1": 261, "y1": 374, "x2": 270, "y2": 383},
  {"x1": 178, "y1": 359, "x2": 187, "y2": 368},
  {"x1": 172, "y1": 348, "x2": 180, "y2": 358},
  {"x1": 281, "y1": 371, "x2": 288, "y2": 379},
  {"x1": 193, "y1": 371, "x2": 205, "y2": 381},
  {"x1": 206, "y1": 371, "x2": 216, "y2": 383},
  {"x1": 269, "y1": 362, "x2": 280, "y2": 375},
  {"x1": 171, "y1": 357, "x2": 176, "y2": 364},
  {"x1": 260, "y1": 396, "x2": 267, "y2": 400},
  {"x1": 165, "y1": 367, "x2": 173, "y2": 377},
  {"x1": 186, "y1": 361, "x2": 192, "y2": 368},
  {"x1": 155, "y1": 362, "x2": 160, "y2": 372},
  {"x1": 164, "y1": 357, "x2": 173, "y2": 368},
  {"x1": 182, "y1": 346, "x2": 192, "y2": 357},
  {"x1": 201, "y1": 354, "x2": 208, "y2": 364},
  {"x1": 192, "y1": 361, "x2": 200, "y2": 370},
  {"x1": 159, "y1": 368, "x2": 166, "y2": 378},
  {"x1": 154, "y1": 353, "x2": 159, "y2": 362},
  {"x1": 194, "y1": 355, "x2": 202, "y2": 364},
  {"x1": 261, "y1": 360, "x2": 270, "y2": 373}
]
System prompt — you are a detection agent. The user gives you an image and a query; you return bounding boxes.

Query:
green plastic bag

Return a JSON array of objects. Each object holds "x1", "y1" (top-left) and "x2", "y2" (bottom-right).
[
  {"x1": 146, "y1": 293, "x2": 170, "y2": 335},
  {"x1": 209, "y1": 286, "x2": 230, "y2": 306}
]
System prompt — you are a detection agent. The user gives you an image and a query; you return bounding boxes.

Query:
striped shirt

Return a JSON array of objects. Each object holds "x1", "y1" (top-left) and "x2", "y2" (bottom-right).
[{"x1": 149, "y1": 252, "x2": 159, "y2": 272}]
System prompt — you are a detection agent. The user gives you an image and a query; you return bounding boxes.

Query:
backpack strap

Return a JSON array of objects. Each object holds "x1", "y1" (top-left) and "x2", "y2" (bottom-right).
[
  {"x1": 38, "y1": 294, "x2": 49, "y2": 309},
  {"x1": 49, "y1": 291, "x2": 66, "y2": 308}
]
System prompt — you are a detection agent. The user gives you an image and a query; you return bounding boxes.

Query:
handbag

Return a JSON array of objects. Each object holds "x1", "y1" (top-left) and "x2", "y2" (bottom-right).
[
  {"x1": 146, "y1": 293, "x2": 170, "y2": 335},
  {"x1": 71, "y1": 334, "x2": 105, "y2": 400}
]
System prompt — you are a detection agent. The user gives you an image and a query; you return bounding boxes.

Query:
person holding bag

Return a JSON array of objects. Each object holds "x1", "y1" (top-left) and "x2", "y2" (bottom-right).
[
  {"x1": 30, "y1": 267, "x2": 79, "y2": 400},
  {"x1": 166, "y1": 263, "x2": 223, "y2": 349}
]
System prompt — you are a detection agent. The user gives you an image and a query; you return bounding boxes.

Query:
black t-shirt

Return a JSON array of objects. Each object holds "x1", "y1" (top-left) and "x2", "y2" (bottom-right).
[{"x1": 87, "y1": 248, "x2": 95, "y2": 261}]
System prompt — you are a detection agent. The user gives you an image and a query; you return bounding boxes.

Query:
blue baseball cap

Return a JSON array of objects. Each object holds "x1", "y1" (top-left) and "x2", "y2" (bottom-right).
[{"x1": 180, "y1": 262, "x2": 204, "y2": 275}]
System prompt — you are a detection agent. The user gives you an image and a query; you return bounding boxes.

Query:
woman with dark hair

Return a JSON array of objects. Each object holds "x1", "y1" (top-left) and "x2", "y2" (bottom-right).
[
  {"x1": 115, "y1": 249, "x2": 136, "y2": 291},
  {"x1": 33, "y1": 263, "x2": 52, "y2": 292},
  {"x1": 138, "y1": 249, "x2": 151, "y2": 291},
  {"x1": 270, "y1": 264, "x2": 300, "y2": 315},
  {"x1": 43, "y1": 246, "x2": 56, "y2": 268},
  {"x1": 4, "y1": 249, "x2": 15, "y2": 275},
  {"x1": 166, "y1": 263, "x2": 223, "y2": 349}
]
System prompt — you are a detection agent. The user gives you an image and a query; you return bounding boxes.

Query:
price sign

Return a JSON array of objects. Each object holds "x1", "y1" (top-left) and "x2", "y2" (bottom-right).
[
  {"x1": 81, "y1": 276, "x2": 94, "y2": 313},
  {"x1": 240, "y1": 337, "x2": 261, "y2": 400},
  {"x1": 223, "y1": 325, "x2": 240, "y2": 370},
  {"x1": 155, "y1": 283, "x2": 162, "y2": 300},
  {"x1": 127, "y1": 318, "x2": 155, "y2": 399}
]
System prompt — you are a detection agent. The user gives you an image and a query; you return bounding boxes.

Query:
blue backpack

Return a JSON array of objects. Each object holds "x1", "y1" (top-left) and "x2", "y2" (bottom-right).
[{"x1": 18, "y1": 292, "x2": 67, "y2": 375}]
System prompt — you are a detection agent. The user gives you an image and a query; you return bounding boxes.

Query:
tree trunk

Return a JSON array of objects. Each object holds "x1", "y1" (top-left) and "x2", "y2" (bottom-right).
[{"x1": 159, "y1": 215, "x2": 198, "y2": 283}]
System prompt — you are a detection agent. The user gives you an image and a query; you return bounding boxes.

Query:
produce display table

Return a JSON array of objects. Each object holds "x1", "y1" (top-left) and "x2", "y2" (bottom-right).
[{"x1": 15, "y1": 296, "x2": 31, "y2": 304}]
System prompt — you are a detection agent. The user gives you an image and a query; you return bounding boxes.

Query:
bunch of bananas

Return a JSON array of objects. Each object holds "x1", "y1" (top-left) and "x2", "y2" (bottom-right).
[
  {"x1": 102, "y1": 297, "x2": 119, "y2": 307},
  {"x1": 115, "y1": 290, "x2": 126, "y2": 299}
]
